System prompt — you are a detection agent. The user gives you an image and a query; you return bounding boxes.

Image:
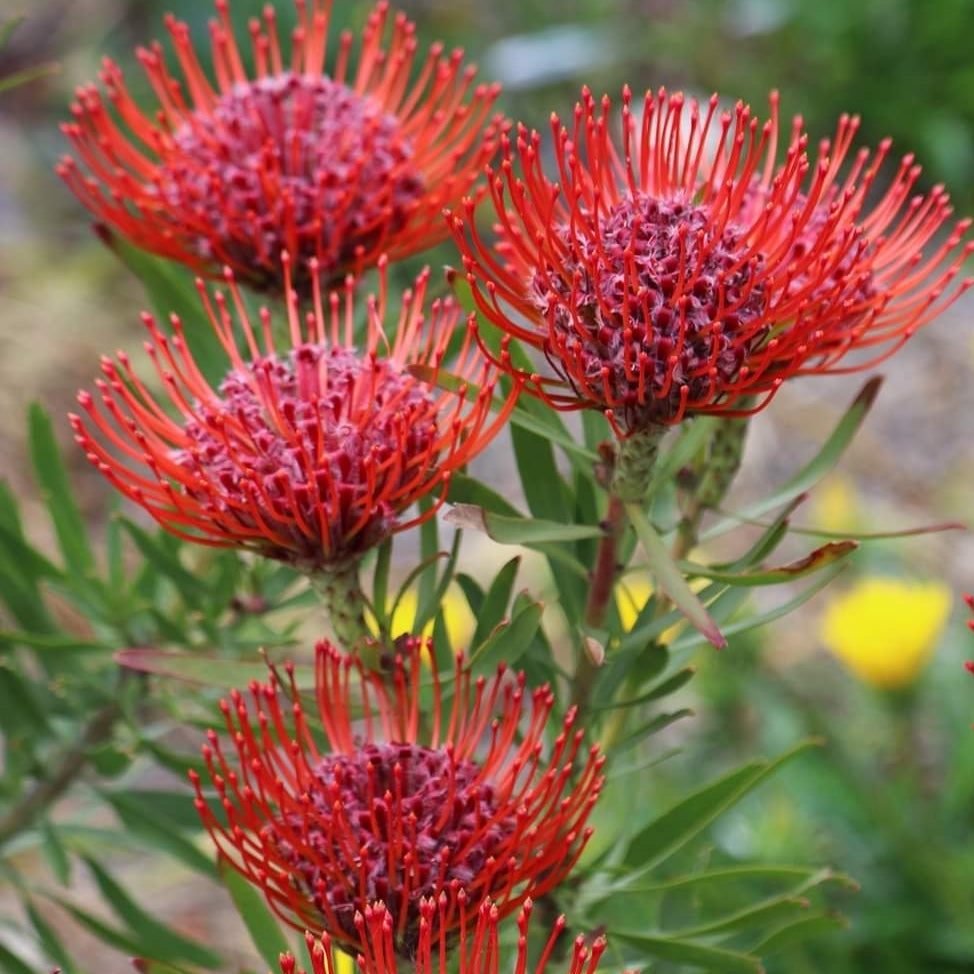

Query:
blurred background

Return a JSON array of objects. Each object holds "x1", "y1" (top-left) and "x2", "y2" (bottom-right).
[{"x1": 2, "y1": 1, "x2": 974, "y2": 972}]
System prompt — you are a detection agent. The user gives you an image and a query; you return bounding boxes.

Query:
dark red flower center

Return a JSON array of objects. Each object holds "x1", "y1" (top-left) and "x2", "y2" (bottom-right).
[
  {"x1": 269, "y1": 741, "x2": 515, "y2": 957},
  {"x1": 531, "y1": 193, "x2": 768, "y2": 427},
  {"x1": 174, "y1": 345, "x2": 438, "y2": 567},
  {"x1": 155, "y1": 72, "x2": 424, "y2": 289}
]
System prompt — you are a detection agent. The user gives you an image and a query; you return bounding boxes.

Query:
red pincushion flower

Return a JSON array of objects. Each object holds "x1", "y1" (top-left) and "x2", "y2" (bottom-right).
[
  {"x1": 58, "y1": 0, "x2": 503, "y2": 294},
  {"x1": 449, "y1": 86, "x2": 973, "y2": 435},
  {"x1": 190, "y1": 638, "x2": 605, "y2": 958},
  {"x1": 280, "y1": 898, "x2": 611, "y2": 974},
  {"x1": 71, "y1": 255, "x2": 515, "y2": 571}
]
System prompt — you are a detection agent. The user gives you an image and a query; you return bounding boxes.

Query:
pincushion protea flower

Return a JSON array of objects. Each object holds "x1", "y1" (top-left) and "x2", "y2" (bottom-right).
[
  {"x1": 449, "y1": 86, "x2": 973, "y2": 438},
  {"x1": 71, "y1": 255, "x2": 514, "y2": 584},
  {"x1": 280, "y1": 898, "x2": 610, "y2": 974},
  {"x1": 58, "y1": 0, "x2": 503, "y2": 295},
  {"x1": 190, "y1": 637, "x2": 605, "y2": 959}
]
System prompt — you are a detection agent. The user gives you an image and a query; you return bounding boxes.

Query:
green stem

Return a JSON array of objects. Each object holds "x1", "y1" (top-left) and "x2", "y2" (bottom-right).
[
  {"x1": 571, "y1": 426, "x2": 665, "y2": 715},
  {"x1": 312, "y1": 562, "x2": 377, "y2": 668}
]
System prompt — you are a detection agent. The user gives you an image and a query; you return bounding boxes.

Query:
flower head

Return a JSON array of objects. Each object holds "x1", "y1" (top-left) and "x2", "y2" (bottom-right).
[
  {"x1": 190, "y1": 638, "x2": 604, "y2": 958},
  {"x1": 71, "y1": 256, "x2": 514, "y2": 571},
  {"x1": 819, "y1": 577, "x2": 951, "y2": 689},
  {"x1": 279, "y1": 898, "x2": 610, "y2": 974},
  {"x1": 449, "y1": 86, "x2": 973, "y2": 435},
  {"x1": 58, "y1": 0, "x2": 503, "y2": 294}
]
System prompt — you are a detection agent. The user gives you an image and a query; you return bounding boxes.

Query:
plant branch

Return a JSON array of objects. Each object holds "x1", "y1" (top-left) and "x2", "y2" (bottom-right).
[{"x1": 0, "y1": 700, "x2": 120, "y2": 848}]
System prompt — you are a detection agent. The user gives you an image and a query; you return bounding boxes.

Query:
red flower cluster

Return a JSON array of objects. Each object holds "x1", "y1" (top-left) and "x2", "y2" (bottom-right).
[
  {"x1": 450, "y1": 86, "x2": 973, "y2": 434},
  {"x1": 59, "y1": 0, "x2": 503, "y2": 294},
  {"x1": 280, "y1": 899, "x2": 611, "y2": 974},
  {"x1": 190, "y1": 638, "x2": 604, "y2": 958},
  {"x1": 71, "y1": 256, "x2": 514, "y2": 571}
]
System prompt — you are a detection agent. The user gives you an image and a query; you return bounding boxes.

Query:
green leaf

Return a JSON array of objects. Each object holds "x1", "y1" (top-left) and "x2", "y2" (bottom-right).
[
  {"x1": 446, "y1": 504, "x2": 606, "y2": 544},
  {"x1": 611, "y1": 931, "x2": 763, "y2": 973},
  {"x1": 112, "y1": 240, "x2": 228, "y2": 386},
  {"x1": 0, "y1": 15, "x2": 24, "y2": 49},
  {"x1": 102, "y1": 790, "x2": 216, "y2": 876},
  {"x1": 510, "y1": 405, "x2": 573, "y2": 523},
  {"x1": 220, "y1": 858, "x2": 291, "y2": 969},
  {"x1": 679, "y1": 540, "x2": 858, "y2": 586},
  {"x1": 28, "y1": 403, "x2": 95, "y2": 577},
  {"x1": 446, "y1": 474, "x2": 524, "y2": 518},
  {"x1": 26, "y1": 898, "x2": 80, "y2": 974},
  {"x1": 83, "y1": 856, "x2": 222, "y2": 967},
  {"x1": 750, "y1": 911, "x2": 848, "y2": 955},
  {"x1": 39, "y1": 818, "x2": 72, "y2": 885},
  {"x1": 47, "y1": 893, "x2": 196, "y2": 973},
  {"x1": 626, "y1": 504, "x2": 725, "y2": 648},
  {"x1": 0, "y1": 942, "x2": 35, "y2": 974},
  {"x1": 470, "y1": 557, "x2": 521, "y2": 648},
  {"x1": 625, "y1": 864, "x2": 855, "y2": 895},
  {"x1": 666, "y1": 562, "x2": 847, "y2": 653},
  {"x1": 120, "y1": 519, "x2": 203, "y2": 610},
  {"x1": 0, "y1": 61, "x2": 58, "y2": 94},
  {"x1": 468, "y1": 594, "x2": 544, "y2": 674},
  {"x1": 622, "y1": 740, "x2": 821, "y2": 878},
  {"x1": 702, "y1": 377, "x2": 881, "y2": 542},
  {"x1": 608, "y1": 708, "x2": 694, "y2": 754},
  {"x1": 591, "y1": 666, "x2": 696, "y2": 712},
  {"x1": 114, "y1": 648, "x2": 309, "y2": 689}
]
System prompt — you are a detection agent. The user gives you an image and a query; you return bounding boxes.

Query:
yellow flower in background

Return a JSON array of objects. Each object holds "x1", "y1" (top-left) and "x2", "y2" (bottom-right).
[
  {"x1": 819, "y1": 577, "x2": 952, "y2": 689},
  {"x1": 617, "y1": 575, "x2": 692, "y2": 644},
  {"x1": 375, "y1": 584, "x2": 476, "y2": 648},
  {"x1": 810, "y1": 474, "x2": 862, "y2": 535}
]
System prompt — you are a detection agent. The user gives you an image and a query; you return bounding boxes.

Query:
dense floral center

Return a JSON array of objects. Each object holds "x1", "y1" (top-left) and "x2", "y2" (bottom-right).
[
  {"x1": 156, "y1": 72, "x2": 423, "y2": 287},
  {"x1": 175, "y1": 345, "x2": 438, "y2": 567},
  {"x1": 269, "y1": 742, "x2": 514, "y2": 957},
  {"x1": 531, "y1": 194, "x2": 768, "y2": 427}
]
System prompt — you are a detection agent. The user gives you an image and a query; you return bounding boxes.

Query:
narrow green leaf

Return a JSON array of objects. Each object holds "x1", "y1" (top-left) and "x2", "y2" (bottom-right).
[
  {"x1": 612, "y1": 931, "x2": 763, "y2": 974},
  {"x1": 112, "y1": 240, "x2": 227, "y2": 385},
  {"x1": 28, "y1": 403, "x2": 95, "y2": 577},
  {"x1": 114, "y1": 648, "x2": 310, "y2": 689},
  {"x1": 0, "y1": 522, "x2": 63, "y2": 581},
  {"x1": 703, "y1": 377, "x2": 881, "y2": 541},
  {"x1": 47, "y1": 893, "x2": 195, "y2": 973},
  {"x1": 672, "y1": 895, "x2": 811, "y2": 939},
  {"x1": 625, "y1": 864, "x2": 855, "y2": 895},
  {"x1": 750, "y1": 911, "x2": 848, "y2": 955},
  {"x1": 39, "y1": 818, "x2": 72, "y2": 885},
  {"x1": 510, "y1": 410, "x2": 573, "y2": 523},
  {"x1": 0, "y1": 61, "x2": 58, "y2": 93},
  {"x1": 623, "y1": 740, "x2": 821, "y2": 877},
  {"x1": 84, "y1": 856, "x2": 222, "y2": 967},
  {"x1": 608, "y1": 709, "x2": 694, "y2": 753},
  {"x1": 446, "y1": 505, "x2": 606, "y2": 544},
  {"x1": 591, "y1": 666, "x2": 696, "y2": 712},
  {"x1": 120, "y1": 520, "x2": 203, "y2": 610},
  {"x1": 626, "y1": 504, "x2": 725, "y2": 648},
  {"x1": 470, "y1": 557, "x2": 521, "y2": 648},
  {"x1": 445, "y1": 474, "x2": 524, "y2": 518},
  {"x1": 0, "y1": 631, "x2": 105, "y2": 654},
  {"x1": 0, "y1": 15, "x2": 25, "y2": 49},
  {"x1": 103, "y1": 790, "x2": 216, "y2": 876},
  {"x1": 0, "y1": 942, "x2": 35, "y2": 974},
  {"x1": 26, "y1": 899, "x2": 80, "y2": 974},
  {"x1": 679, "y1": 540, "x2": 858, "y2": 586},
  {"x1": 220, "y1": 858, "x2": 291, "y2": 969},
  {"x1": 468, "y1": 596, "x2": 544, "y2": 674},
  {"x1": 666, "y1": 562, "x2": 847, "y2": 653}
]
